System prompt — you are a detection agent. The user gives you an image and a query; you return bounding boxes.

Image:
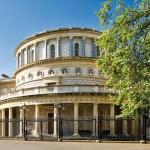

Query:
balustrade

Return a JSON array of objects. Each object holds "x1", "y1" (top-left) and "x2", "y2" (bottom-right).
[{"x1": 0, "y1": 85, "x2": 117, "y2": 101}]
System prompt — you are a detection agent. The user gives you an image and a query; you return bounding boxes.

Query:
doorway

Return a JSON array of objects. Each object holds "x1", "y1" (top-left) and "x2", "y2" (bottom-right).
[{"x1": 48, "y1": 113, "x2": 54, "y2": 134}]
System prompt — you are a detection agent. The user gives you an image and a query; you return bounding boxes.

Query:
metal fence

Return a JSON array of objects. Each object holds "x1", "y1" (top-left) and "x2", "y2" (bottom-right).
[{"x1": 0, "y1": 116, "x2": 150, "y2": 142}]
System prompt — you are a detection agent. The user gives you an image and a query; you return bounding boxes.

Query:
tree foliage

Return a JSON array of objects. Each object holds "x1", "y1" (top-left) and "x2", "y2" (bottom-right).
[{"x1": 96, "y1": 0, "x2": 150, "y2": 117}]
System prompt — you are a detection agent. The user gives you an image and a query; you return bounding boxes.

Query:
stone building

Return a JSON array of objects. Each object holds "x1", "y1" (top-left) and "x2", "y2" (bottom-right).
[{"x1": 0, "y1": 27, "x2": 138, "y2": 139}]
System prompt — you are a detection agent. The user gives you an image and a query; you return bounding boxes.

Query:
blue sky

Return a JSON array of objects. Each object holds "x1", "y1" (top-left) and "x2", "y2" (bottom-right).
[{"x1": 0, "y1": 0, "x2": 137, "y2": 77}]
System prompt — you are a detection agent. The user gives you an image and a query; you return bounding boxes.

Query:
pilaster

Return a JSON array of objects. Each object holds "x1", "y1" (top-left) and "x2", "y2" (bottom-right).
[
  {"x1": 93, "y1": 39, "x2": 97, "y2": 58},
  {"x1": 82, "y1": 37, "x2": 85, "y2": 57},
  {"x1": 56, "y1": 38, "x2": 60, "y2": 57},
  {"x1": 44, "y1": 40, "x2": 47, "y2": 59},
  {"x1": 69, "y1": 37, "x2": 73, "y2": 56}
]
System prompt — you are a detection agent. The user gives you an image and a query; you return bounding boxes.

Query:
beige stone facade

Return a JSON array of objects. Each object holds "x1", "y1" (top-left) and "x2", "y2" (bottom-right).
[{"x1": 0, "y1": 27, "x2": 137, "y2": 139}]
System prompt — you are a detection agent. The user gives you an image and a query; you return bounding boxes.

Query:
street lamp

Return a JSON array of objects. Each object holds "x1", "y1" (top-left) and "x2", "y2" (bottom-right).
[{"x1": 20, "y1": 103, "x2": 29, "y2": 140}]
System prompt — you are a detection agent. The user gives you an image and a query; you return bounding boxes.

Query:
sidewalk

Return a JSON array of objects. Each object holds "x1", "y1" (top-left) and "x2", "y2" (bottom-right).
[{"x1": 0, "y1": 140, "x2": 149, "y2": 150}]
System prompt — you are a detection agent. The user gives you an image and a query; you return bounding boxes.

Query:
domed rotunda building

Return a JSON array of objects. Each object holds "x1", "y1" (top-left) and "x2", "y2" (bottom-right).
[{"x1": 0, "y1": 27, "x2": 137, "y2": 140}]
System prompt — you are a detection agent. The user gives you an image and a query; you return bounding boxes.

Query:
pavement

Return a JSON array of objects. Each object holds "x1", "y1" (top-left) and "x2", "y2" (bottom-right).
[{"x1": 0, "y1": 140, "x2": 150, "y2": 150}]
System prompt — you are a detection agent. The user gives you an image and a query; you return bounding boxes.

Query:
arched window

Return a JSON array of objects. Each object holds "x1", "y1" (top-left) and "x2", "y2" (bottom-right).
[
  {"x1": 75, "y1": 43, "x2": 79, "y2": 56},
  {"x1": 51, "y1": 45, "x2": 55, "y2": 58}
]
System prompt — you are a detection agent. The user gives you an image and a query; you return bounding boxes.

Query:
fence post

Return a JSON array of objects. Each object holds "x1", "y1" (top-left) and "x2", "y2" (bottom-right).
[
  {"x1": 40, "y1": 121, "x2": 43, "y2": 141},
  {"x1": 58, "y1": 116, "x2": 62, "y2": 141},
  {"x1": 96, "y1": 116, "x2": 102, "y2": 142}
]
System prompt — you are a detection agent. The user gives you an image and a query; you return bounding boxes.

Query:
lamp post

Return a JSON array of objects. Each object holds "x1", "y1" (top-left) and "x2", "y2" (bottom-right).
[
  {"x1": 54, "y1": 103, "x2": 65, "y2": 141},
  {"x1": 20, "y1": 103, "x2": 29, "y2": 140}
]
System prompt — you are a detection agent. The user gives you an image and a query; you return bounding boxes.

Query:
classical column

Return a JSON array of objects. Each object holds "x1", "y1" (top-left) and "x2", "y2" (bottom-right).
[
  {"x1": 93, "y1": 103, "x2": 98, "y2": 136},
  {"x1": 35, "y1": 105, "x2": 40, "y2": 136},
  {"x1": 19, "y1": 108, "x2": 23, "y2": 137},
  {"x1": 9, "y1": 107, "x2": 13, "y2": 137},
  {"x1": 19, "y1": 53, "x2": 22, "y2": 68},
  {"x1": 110, "y1": 104, "x2": 115, "y2": 136},
  {"x1": 53, "y1": 106, "x2": 58, "y2": 136},
  {"x1": 74, "y1": 103, "x2": 79, "y2": 136},
  {"x1": 0, "y1": 110, "x2": 2, "y2": 137},
  {"x1": 122, "y1": 119, "x2": 128, "y2": 136},
  {"x1": 2, "y1": 109, "x2": 5, "y2": 137},
  {"x1": 82, "y1": 37, "x2": 85, "y2": 57},
  {"x1": 131, "y1": 119, "x2": 136, "y2": 135},
  {"x1": 69, "y1": 37, "x2": 73, "y2": 56},
  {"x1": 56, "y1": 38, "x2": 60, "y2": 57},
  {"x1": 93, "y1": 39, "x2": 97, "y2": 58},
  {"x1": 44, "y1": 40, "x2": 47, "y2": 59}
]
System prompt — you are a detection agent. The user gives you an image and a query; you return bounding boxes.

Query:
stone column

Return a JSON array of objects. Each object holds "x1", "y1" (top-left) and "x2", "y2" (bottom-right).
[
  {"x1": 93, "y1": 39, "x2": 97, "y2": 58},
  {"x1": 0, "y1": 110, "x2": 2, "y2": 137},
  {"x1": 82, "y1": 37, "x2": 85, "y2": 57},
  {"x1": 110, "y1": 104, "x2": 115, "y2": 136},
  {"x1": 131, "y1": 119, "x2": 136, "y2": 135},
  {"x1": 44, "y1": 40, "x2": 47, "y2": 59},
  {"x1": 69, "y1": 37, "x2": 73, "y2": 56},
  {"x1": 53, "y1": 106, "x2": 58, "y2": 136},
  {"x1": 35, "y1": 105, "x2": 40, "y2": 136},
  {"x1": 93, "y1": 103, "x2": 98, "y2": 136},
  {"x1": 9, "y1": 107, "x2": 13, "y2": 137},
  {"x1": 19, "y1": 108, "x2": 23, "y2": 137},
  {"x1": 2, "y1": 109, "x2": 5, "y2": 137},
  {"x1": 56, "y1": 38, "x2": 60, "y2": 57},
  {"x1": 73, "y1": 103, "x2": 79, "y2": 136},
  {"x1": 122, "y1": 119, "x2": 128, "y2": 136}
]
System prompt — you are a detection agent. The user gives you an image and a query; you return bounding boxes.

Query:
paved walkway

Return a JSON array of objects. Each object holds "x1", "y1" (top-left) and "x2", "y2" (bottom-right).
[{"x1": 0, "y1": 140, "x2": 149, "y2": 150}]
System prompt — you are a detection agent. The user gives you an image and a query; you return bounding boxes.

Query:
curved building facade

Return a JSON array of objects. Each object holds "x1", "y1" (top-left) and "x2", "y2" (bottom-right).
[{"x1": 0, "y1": 27, "x2": 135, "y2": 140}]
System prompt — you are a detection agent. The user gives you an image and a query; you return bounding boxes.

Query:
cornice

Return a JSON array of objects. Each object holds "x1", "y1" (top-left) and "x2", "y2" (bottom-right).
[
  {"x1": 0, "y1": 92, "x2": 112, "y2": 104},
  {"x1": 14, "y1": 57, "x2": 95, "y2": 77}
]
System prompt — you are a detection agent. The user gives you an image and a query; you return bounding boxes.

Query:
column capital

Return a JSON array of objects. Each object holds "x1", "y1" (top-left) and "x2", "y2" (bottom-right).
[
  {"x1": 74, "y1": 102, "x2": 79, "y2": 105},
  {"x1": 69, "y1": 36, "x2": 73, "y2": 40},
  {"x1": 57, "y1": 37, "x2": 60, "y2": 40},
  {"x1": 82, "y1": 36, "x2": 86, "y2": 40}
]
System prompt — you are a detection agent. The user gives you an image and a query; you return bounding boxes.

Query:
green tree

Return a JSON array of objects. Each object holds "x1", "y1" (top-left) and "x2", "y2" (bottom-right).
[{"x1": 96, "y1": 0, "x2": 150, "y2": 117}]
